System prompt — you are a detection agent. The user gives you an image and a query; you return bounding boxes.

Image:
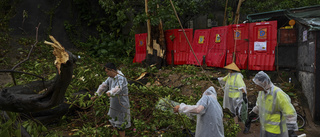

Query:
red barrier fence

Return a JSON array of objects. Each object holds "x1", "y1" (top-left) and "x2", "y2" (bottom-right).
[
  {"x1": 187, "y1": 29, "x2": 211, "y2": 66},
  {"x1": 134, "y1": 21, "x2": 278, "y2": 71},
  {"x1": 226, "y1": 23, "x2": 249, "y2": 69},
  {"x1": 206, "y1": 26, "x2": 229, "y2": 68},
  {"x1": 165, "y1": 29, "x2": 193, "y2": 65},
  {"x1": 248, "y1": 21, "x2": 277, "y2": 71},
  {"x1": 133, "y1": 33, "x2": 147, "y2": 63}
]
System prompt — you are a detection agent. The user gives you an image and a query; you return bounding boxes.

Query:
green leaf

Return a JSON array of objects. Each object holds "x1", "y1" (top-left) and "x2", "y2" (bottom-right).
[
  {"x1": 100, "y1": 49, "x2": 108, "y2": 54},
  {"x1": 41, "y1": 126, "x2": 47, "y2": 132}
]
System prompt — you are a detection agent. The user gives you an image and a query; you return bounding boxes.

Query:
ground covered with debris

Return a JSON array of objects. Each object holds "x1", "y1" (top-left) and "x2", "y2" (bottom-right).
[{"x1": 1, "y1": 42, "x2": 320, "y2": 136}]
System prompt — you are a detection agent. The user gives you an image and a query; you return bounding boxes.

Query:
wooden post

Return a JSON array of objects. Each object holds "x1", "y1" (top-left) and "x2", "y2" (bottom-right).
[{"x1": 145, "y1": 0, "x2": 152, "y2": 55}]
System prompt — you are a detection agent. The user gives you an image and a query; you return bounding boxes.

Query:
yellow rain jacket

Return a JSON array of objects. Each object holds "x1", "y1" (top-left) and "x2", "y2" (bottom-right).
[
  {"x1": 253, "y1": 71, "x2": 297, "y2": 137},
  {"x1": 257, "y1": 86, "x2": 296, "y2": 135},
  {"x1": 218, "y1": 72, "x2": 247, "y2": 119}
]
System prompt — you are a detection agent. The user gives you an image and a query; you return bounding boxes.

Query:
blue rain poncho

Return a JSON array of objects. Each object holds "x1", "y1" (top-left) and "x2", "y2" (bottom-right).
[
  {"x1": 178, "y1": 86, "x2": 224, "y2": 137},
  {"x1": 252, "y1": 71, "x2": 297, "y2": 137},
  {"x1": 95, "y1": 70, "x2": 131, "y2": 129}
]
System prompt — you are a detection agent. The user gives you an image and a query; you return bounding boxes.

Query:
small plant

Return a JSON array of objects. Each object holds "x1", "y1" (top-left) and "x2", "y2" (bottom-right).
[
  {"x1": 223, "y1": 115, "x2": 241, "y2": 137},
  {"x1": 241, "y1": 69, "x2": 248, "y2": 79},
  {"x1": 22, "y1": 119, "x2": 48, "y2": 137},
  {"x1": 0, "y1": 112, "x2": 21, "y2": 137}
]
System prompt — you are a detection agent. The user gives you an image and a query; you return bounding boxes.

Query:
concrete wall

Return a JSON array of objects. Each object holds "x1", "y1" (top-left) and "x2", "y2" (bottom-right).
[
  {"x1": 315, "y1": 31, "x2": 320, "y2": 121},
  {"x1": 296, "y1": 25, "x2": 316, "y2": 73},
  {"x1": 298, "y1": 71, "x2": 315, "y2": 117},
  {"x1": 296, "y1": 23, "x2": 317, "y2": 119}
]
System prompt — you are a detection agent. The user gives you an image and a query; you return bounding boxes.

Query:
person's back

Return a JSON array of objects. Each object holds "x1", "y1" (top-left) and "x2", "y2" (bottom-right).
[
  {"x1": 175, "y1": 86, "x2": 224, "y2": 137},
  {"x1": 195, "y1": 87, "x2": 224, "y2": 137}
]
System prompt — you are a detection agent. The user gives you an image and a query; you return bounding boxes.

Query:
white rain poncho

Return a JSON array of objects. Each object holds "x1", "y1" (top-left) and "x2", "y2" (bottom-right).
[
  {"x1": 218, "y1": 72, "x2": 247, "y2": 117},
  {"x1": 95, "y1": 70, "x2": 131, "y2": 129},
  {"x1": 178, "y1": 86, "x2": 224, "y2": 137},
  {"x1": 252, "y1": 71, "x2": 298, "y2": 137}
]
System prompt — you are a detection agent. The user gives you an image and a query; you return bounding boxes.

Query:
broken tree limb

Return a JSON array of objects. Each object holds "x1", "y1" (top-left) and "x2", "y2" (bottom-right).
[
  {"x1": 0, "y1": 36, "x2": 76, "y2": 113},
  {"x1": 44, "y1": 35, "x2": 69, "y2": 74}
]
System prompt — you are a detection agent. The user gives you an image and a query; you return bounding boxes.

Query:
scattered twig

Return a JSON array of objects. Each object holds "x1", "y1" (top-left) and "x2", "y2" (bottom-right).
[{"x1": 12, "y1": 23, "x2": 41, "y2": 70}]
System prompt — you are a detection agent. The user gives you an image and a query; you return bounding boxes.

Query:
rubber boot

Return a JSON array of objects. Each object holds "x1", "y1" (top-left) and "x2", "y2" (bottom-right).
[{"x1": 243, "y1": 119, "x2": 251, "y2": 134}]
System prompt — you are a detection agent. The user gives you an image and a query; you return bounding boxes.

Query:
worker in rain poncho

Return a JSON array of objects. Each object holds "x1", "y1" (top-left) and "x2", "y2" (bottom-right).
[
  {"x1": 91, "y1": 63, "x2": 131, "y2": 137},
  {"x1": 218, "y1": 62, "x2": 248, "y2": 124},
  {"x1": 247, "y1": 71, "x2": 297, "y2": 137},
  {"x1": 173, "y1": 86, "x2": 224, "y2": 137}
]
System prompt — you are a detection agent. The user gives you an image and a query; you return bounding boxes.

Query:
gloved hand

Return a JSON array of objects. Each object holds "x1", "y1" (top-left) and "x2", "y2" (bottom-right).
[
  {"x1": 288, "y1": 130, "x2": 297, "y2": 137},
  {"x1": 243, "y1": 111, "x2": 258, "y2": 134},
  {"x1": 242, "y1": 93, "x2": 248, "y2": 103},
  {"x1": 287, "y1": 123, "x2": 298, "y2": 131}
]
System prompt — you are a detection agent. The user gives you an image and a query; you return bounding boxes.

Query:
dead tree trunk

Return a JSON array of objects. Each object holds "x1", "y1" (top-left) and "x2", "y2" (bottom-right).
[
  {"x1": 145, "y1": 25, "x2": 166, "y2": 69},
  {"x1": 144, "y1": 1, "x2": 166, "y2": 69}
]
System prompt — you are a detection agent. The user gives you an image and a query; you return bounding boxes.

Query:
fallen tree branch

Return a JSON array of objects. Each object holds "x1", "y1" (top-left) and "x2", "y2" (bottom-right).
[{"x1": 0, "y1": 35, "x2": 76, "y2": 113}]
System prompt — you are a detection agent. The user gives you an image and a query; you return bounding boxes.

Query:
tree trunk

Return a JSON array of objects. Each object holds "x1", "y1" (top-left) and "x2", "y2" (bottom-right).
[{"x1": 144, "y1": 1, "x2": 166, "y2": 69}]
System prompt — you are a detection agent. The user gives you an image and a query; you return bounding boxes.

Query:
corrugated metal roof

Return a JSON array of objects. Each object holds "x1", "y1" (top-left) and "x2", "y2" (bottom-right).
[
  {"x1": 247, "y1": 10, "x2": 286, "y2": 22},
  {"x1": 247, "y1": 5, "x2": 320, "y2": 31}
]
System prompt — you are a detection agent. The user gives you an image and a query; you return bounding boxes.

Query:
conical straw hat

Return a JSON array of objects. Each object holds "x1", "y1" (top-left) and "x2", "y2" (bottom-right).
[{"x1": 224, "y1": 62, "x2": 240, "y2": 72}]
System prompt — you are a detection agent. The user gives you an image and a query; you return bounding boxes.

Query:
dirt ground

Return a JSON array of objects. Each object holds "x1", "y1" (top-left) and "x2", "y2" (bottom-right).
[{"x1": 0, "y1": 73, "x2": 12, "y2": 89}]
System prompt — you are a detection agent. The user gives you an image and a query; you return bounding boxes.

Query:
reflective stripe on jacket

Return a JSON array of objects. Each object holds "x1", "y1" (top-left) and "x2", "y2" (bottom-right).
[
  {"x1": 258, "y1": 86, "x2": 295, "y2": 134},
  {"x1": 222, "y1": 73, "x2": 245, "y2": 98}
]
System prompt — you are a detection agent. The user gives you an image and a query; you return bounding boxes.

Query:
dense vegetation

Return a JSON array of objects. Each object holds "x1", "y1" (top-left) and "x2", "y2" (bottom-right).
[{"x1": 0, "y1": 0, "x2": 316, "y2": 136}]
